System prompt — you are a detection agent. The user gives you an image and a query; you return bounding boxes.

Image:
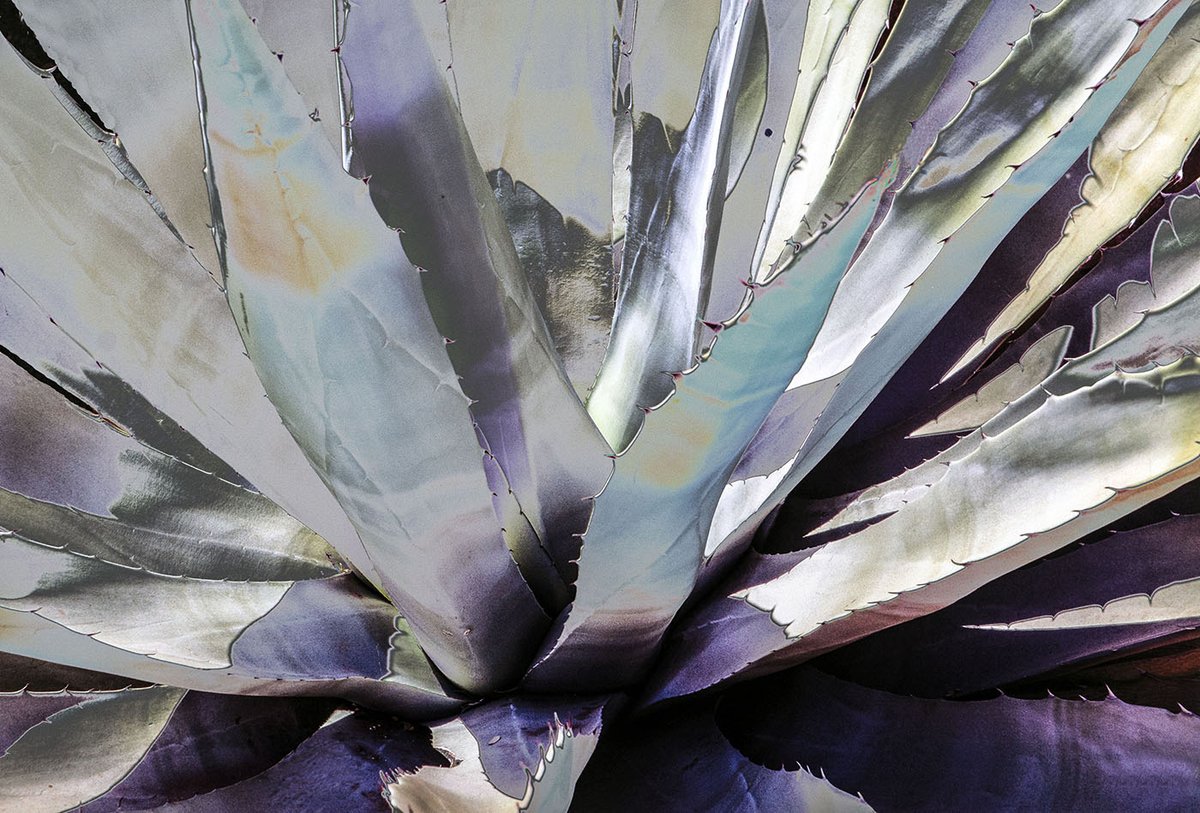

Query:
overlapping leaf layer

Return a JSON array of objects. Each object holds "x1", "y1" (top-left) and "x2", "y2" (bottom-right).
[{"x1": 3, "y1": 0, "x2": 1200, "y2": 810}]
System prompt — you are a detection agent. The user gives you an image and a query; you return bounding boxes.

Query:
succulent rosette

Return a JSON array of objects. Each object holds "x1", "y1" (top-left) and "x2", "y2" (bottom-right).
[{"x1": 2, "y1": 0, "x2": 1200, "y2": 810}]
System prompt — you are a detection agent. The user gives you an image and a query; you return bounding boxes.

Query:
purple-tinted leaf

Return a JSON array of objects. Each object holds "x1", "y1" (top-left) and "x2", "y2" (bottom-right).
[
  {"x1": 0, "y1": 653, "x2": 148, "y2": 694},
  {"x1": 186, "y1": 0, "x2": 548, "y2": 693},
  {"x1": 386, "y1": 696, "x2": 609, "y2": 812},
  {"x1": 571, "y1": 695, "x2": 871, "y2": 813},
  {"x1": 717, "y1": 667, "x2": 1200, "y2": 811},
  {"x1": 82, "y1": 692, "x2": 336, "y2": 811},
  {"x1": 0, "y1": 686, "x2": 184, "y2": 810},
  {"x1": 817, "y1": 514, "x2": 1200, "y2": 698},
  {"x1": 338, "y1": 0, "x2": 612, "y2": 597},
  {"x1": 0, "y1": 691, "x2": 86, "y2": 756},
  {"x1": 527, "y1": 171, "x2": 888, "y2": 692},
  {"x1": 460, "y1": 696, "x2": 608, "y2": 800},
  {"x1": 161, "y1": 711, "x2": 446, "y2": 813}
]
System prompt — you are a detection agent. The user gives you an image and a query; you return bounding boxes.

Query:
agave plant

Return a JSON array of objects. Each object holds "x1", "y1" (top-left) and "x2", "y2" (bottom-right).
[{"x1": 3, "y1": 0, "x2": 1200, "y2": 809}]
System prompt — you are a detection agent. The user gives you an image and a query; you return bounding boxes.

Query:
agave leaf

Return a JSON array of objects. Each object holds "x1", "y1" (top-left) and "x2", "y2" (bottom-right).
[
  {"x1": 794, "y1": 330, "x2": 1071, "y2": 543},
  {"x1": 1035, "y1": 246, "x2": 1200, "y2": 391},
  {"x1": 698, "y1": 371, "x2": 845, "y2": 575},
  {"x1": 0, "y1": 576, "x2": 459, "y2": 718},
  {"x1": 78, "y1": 692, "x2": 336, "y2": 811},
  {"x1": 605, "y1": 0, "x2": 729, "y2": 366},
  {"x1": 717, "y1": 667, "x2": 1200, "y2": 810},
  {"x1": 435, "y1": 1, "x2": 622, "y2": 394},
  {"x1": 705, "y1": 0, "x2": 812, "y2": 321},
  {"x1": 444, "y1": 0, "x2": 617, "y2": 238},
  {"x1": 0, "y1": 274, "x2": 243, "y2": 486},
  {"x1": 803, "y1": 190, "x2": 1200, "y2": 537},
  {"x1": 0, "y1": 366, "x2": 454, "y2": 712},
  {"x1": 899, "y1": 0, "x2": 1059, "y2": 180},
  {"x1": 1, "y1": 691, "x2": 92, "y2": 754},
  {"x1": 740, "y1": 356, "x2": 1200, "y2": 655},
  {"x1": 236, "y1": 0, "x2": 341, "y2": 149},
  {"x1": 610, "y1": 0, "x2": 637, "y2": 272},
  {"x1": 185, "y1": 0, "x2": 549, "y2": 693},
  {"x1": 627, "y1": 0, "x2": 722, "y2": 133},
  {"x1": 571, "y1": 697, "x2": 873, "y2": 813},
  {"x1": 0, "y1": 351, "x2": 342, "y2": 576},
  {"x1": 0, "y1": 653, "x2": 148, "y2": 693},
  {"x1": 979, "y1": 179, "x2": 1198, "y2": 385},
  {"x1": 588, "y1": 0, "x2": 761, "y2": 452},
  {"x1": 487, "y1": 170, "x2": 619, "y2": 398},
  {"x1": 908, "y1": 325, "x2": 1072, "y2": 438},
  {"x1": 0, "y1": 533, "x2": 289, "y2": 670},
  {"x1": 526, "y1": 170, "x2": 889, "y2": 690},
  {"x1": 947, "y1": 1, "x2": 1200, "y2": 381},
  {"x1": 0, "y1": 367, "x2": 293, "y2": 672},
  {"x1": 620, "y1": 0, "x2": 768, "y2": 206},
  {"x1": 705, "y1": 450, "x2": 800, "y2": 559},
  {"x1": 385, "y1": 698, "x2": 606, "y2": 813},
  {"x1": 12, "y1": 0, "x2": 219, "y2": 273},
  {"x1": 156, "y1": 710, "x2": 446, "y2": 812},
  {"x1": 649, "y1": 349, "x2": 1200, "y2": 703},
  {"x1": 783, "y1": 0, "x2": 996, "y2": 257},
  {"x1": 337, "y1": 0, "x2": 612, "y2": 593},
  {"x1": 798, "y1": 443, "x2": 963, "y2": 540},
  {"x1": 479, "y1": 450, "x2": 572, "y2": 613},
  {"x1": 460, "y1": 697, "x2": 608, "y2": 803},
  {"x1": 0, "y1": 686, "x2": 185, "y2": 812},
  {"x1": 750, "y1": 0, "x2": 890, "y2": 281},
  {"x1": 972, "y1": 577, "x2": 1200, "y2": 631},
  {"x1": 722, "y1": 2, "x2": 769, "y2": 201},
  {"x1": 1091, "y1": 191, "x2": 1200, "y2": 347},
  {"x1": 1062, "y1": 640, "x2": 1200, "y2": 687},
  {"x1": 0, "y1": 21, "x2": 377, "y2": 584},
  {"x1": 701, "y1": 0, "x2": 1188, "y2": 564},
  {"x1": 816, "y1": 511, "x2": 1200, "y2": 697}
]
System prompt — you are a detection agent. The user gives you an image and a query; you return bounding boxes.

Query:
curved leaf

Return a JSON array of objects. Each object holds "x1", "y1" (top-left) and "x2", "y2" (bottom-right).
[
  {"x1": 588, "y1": 0, "x2": 762, "y2": 451},
  {"x1": 0, "y1": 687, "x2": 184, "y2": 813},
  {"x1": 572, "y1": 696, "x2": 873, "y2": 813},
  {"x1": 650, "y1": 354, "x2": 1200, "y2": 703},
  {"x1": 337, "y1": 0, "x2": 612, "y2": 594},
  {"x1": 948, "y1": 1, "x2": 1200, "y2": 380},
  {"x1": 701, "y1": 0, "x2": 1189, "y2": 565},
  {"x1": 718, "y1": 667, "x2": 1200, "y2": 810},
  {"x1": 385, "y1": 698, "x2": 607, "y2": 812},
  {"x1": 81, "y1": 692, "x2": 336, "y2": 811},
  {"x1": 185, "y1": 0, "x2": 548, "y2": 693},
  {"x1": 816, "y1": 512, "x2": 1200, "y2": 698},
  {"x1": 909, "y1": 325, "x2": 1072, "y2": 438},
  {"x1": 527, "y1": 171, "x2": 888, "y2": 690},
  {"x1": 0, "y1": 18, "x2": 374, "y2": 584},
  {"x1": 750, "y1": 0, "x2": 890, "y2": 281},
  {"x1": 160, "y1": 710, "x2": 446, "y2": 812}
]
